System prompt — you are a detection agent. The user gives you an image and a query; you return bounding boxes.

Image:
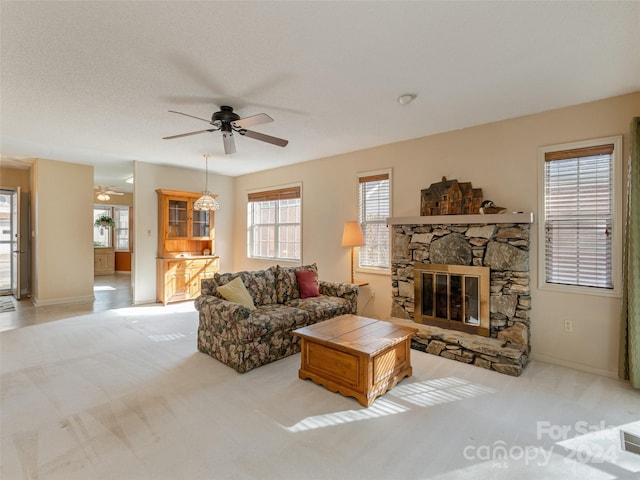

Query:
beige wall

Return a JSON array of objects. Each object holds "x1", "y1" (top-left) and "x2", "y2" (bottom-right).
[
  {"x1": 32, "y1": 158, "x2": 94, "y2": 305},
  {"x1": 1, "y1": 165, "x2": 31, "y2": 189},
  {"x1": 234, "y1": 91, "x2": 640, "y2": 377}
]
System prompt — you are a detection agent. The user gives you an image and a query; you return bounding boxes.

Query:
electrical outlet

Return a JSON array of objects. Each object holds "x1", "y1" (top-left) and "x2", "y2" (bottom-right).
[
  {"x1": 370, "y1": 291, "x2": 375, "y2": 300},
  {"x1": 564, "y1": 320, "x2": 573, "y2": 333}
]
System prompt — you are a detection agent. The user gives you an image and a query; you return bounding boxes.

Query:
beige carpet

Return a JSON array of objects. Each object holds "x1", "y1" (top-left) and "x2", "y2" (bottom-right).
[{"x1": 1, "y1": 303, "x2": 639, "y2": 480}]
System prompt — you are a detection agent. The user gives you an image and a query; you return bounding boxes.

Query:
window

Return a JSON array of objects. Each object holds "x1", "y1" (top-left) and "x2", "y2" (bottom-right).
[
  {"x1": 93, "y1": 207, "x2": 111, "y2": 247},
  {"x1": 93, "y1": 205, "x2": 131, "y2": 251},
  {"x1": 247, "y1": 185, "x2": 301, "y2": 261},
  {"x1": 358, "y1": 170, "x2": 391, "y2": 270},
  {"x1": 539, "y1": 136, "x2": 622, "y2": 296},
  {"x1": 114, "y1": 207, "x2": 130, "y2": 252}
]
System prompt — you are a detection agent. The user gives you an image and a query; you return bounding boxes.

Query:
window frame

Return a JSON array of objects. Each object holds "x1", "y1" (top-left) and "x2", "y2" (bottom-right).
[
  {"x1": 113, "y1": 206, "x2": 131, "y2": 252},
  {"x1": 357, "y1": 168, "x2": 392, "y2": 275},
  {"x1": 247, "y1": 183, "x2": 302, "y2": 262},
  {"x1": 537, "y1": 135, "x2": 623, "y2": 298}
]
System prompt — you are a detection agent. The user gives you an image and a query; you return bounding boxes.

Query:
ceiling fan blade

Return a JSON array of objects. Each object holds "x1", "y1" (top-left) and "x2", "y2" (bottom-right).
[
  {"x1": 222, "y1": 131, "x2": 236, "y2": 154},
  {"x1": 105, "y1": 191, "x2": 124, "y2": 195},
  {"x1": 168, "y1": 110, "x2": 214, "y2": 124},
  {"x1": 239, "y1": 129, "x2": 288, "y2": 147},
  {"x1": 232, "y1": 113, "x2": 273, "y2": 129},
  {"x1": 163, "y1": 129, "x2": 217, "y2": 140}
]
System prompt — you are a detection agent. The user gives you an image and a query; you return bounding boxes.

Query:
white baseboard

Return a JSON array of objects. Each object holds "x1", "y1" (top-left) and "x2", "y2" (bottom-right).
[
  {"x1": 32, "y1": 295, "x2": 95, "y2": 307},
  {"x1": 133, "y1": 298, "x2": 158, "y2": 306},
  {"x1": 530, "y1": 352, "x2": 619, "y2": 380}
]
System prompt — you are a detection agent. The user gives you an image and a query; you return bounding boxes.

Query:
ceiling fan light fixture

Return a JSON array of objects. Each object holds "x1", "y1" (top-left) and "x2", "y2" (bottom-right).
[
  {"x1": 397, "y1": 93, "x2": 417, "y2": 105},
  {"x1": 194, "y1": 154, "x2": 220, "y2": 211},
  {"x1": 97, "y1": 193, "x2": 110, "y2": 201}
]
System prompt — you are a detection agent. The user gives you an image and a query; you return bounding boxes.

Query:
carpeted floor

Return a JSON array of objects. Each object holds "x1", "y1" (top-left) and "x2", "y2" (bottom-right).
[
  {"x1": 1, "y1": 303, "x2": 639, "y2": 479},
  {"x1": 0, "y1": 297, "x2": 16, "y2": 313}
]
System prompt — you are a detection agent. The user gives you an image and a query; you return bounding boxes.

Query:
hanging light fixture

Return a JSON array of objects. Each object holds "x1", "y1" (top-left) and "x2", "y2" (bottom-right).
[{"x1": 193, "y1": 154, "x2": 220, "y2": 211}]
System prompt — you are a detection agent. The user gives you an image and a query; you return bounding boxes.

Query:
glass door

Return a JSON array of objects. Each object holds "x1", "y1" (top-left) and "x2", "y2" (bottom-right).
[
  {"x1": 0, "y1": 188, "x2": 21, "y2": 298},
  {"x1": 11, "y1": 188, "x2": 21, "y2": 299},
  {"x1": 168, "y1": 199, "x2": 188, "y2": 237},
  {"x1": 192, "y1": 208, "x2": 210, "y2": 238}
]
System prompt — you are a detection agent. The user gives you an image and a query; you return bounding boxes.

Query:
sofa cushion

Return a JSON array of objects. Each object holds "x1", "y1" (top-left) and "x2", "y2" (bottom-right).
[
  {"x1": 241, "y1": 304, "x2": 312, "y2": 341},
  {"x1": 214, "y1": 266, "x2": 278, "y2": 306},
  {"x1": 276, "y1": 264, "x2": 318, "y2": 304},
  {"x1": 296, "y1": 269, "x2": 320, "y2": 298},
  {"x1": 217, "y1": 277, "x2": 256, "y2": 311},
  {"x1": 285, "y1": 295, "x2": 352, "y2": 322},
  {"x1": 200, "y1": 278, "x2": 217, "y2": 297}
]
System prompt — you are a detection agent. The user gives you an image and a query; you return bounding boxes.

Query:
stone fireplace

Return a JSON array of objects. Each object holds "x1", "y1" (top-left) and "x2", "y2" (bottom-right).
[{"x1": 388, "y1": 213, "x2": 533, "y2": 376}]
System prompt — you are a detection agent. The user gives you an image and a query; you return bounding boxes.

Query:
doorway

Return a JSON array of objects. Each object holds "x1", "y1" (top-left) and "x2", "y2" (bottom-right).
[{"x1": 0, "y1": 187, "x2": 23, "y2": 299}]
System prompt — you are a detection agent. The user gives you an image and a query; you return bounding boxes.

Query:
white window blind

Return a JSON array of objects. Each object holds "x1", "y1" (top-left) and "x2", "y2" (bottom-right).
[
  {"x1": 247, "y1": 186, "x2": 301, "y2": 260},
  {"x1": 544, "y1": 144, "x2": 614, "y2": 289},
  {"x1": 358, "y1": 173, "x2": 390, "y2": 269}
]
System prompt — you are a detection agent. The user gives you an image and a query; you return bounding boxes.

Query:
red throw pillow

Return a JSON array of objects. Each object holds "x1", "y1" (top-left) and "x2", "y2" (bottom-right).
[{"x1": 295, "y1": 269, "x2": 320, "y2": 299}]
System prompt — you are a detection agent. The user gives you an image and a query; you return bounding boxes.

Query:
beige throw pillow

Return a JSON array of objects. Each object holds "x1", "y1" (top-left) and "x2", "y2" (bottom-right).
[{"x1": 217, "y1": 277, "x2": 256, "y2": 311}]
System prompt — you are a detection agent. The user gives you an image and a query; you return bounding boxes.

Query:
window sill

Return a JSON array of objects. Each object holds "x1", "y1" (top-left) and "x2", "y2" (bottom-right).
[
  {"x1": 538, "y1": 281, "x2": 622, "y2": 299},
  {"x1": 249, "y1": 257, "x2": 301, "y2": 264},
  {"x1": 356, "y1": 267, "x2": 390, "y2": 277}
]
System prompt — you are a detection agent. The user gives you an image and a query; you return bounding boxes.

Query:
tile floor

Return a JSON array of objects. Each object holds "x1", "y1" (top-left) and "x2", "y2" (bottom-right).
[{"x1": 0, "y1": 273, "x2": 134, "y2": 332}]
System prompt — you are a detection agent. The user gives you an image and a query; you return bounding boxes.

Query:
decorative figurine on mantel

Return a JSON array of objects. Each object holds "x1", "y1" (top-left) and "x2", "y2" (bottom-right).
[
  {"x1": 479, "y1": 200, "x2": 507, "y2": 214},
  {"x1": 420, "y1": 176, "x2": 483, "y2": 215}
]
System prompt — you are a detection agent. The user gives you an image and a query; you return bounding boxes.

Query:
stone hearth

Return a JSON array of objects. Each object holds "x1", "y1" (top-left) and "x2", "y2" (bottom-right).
[{"x1": 388, "y1": 213, "x2": 533, "y2": 376}]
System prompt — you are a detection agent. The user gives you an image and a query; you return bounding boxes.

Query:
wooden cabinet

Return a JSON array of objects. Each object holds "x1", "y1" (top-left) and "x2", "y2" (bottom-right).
[
  {"x1": 156, "y1": 189, "x2": 215, "y2": 257},
  {"x1": 156, "y1": 256, "x2": 219, "y2": 305},
  {"x1": 156, "y1": 189, "x2": 219, "y2": 304},
  {"x1": 94, "y1": 247, "x2": 115, "y2": 275}
]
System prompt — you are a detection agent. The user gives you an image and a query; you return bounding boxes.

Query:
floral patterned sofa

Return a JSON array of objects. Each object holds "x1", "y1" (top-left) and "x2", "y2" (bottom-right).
[{"x1": 194, "y1": 264, "x2": 359, "y2": 373}]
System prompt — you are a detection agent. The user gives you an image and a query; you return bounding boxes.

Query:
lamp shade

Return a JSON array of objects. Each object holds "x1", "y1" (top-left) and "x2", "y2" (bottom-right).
[
  {"x1": 193, "y1": 192, "x2": 220, "y2": 211},
  {"x1": 341, "y1": 221, "x2": 365, "y2": 247}
]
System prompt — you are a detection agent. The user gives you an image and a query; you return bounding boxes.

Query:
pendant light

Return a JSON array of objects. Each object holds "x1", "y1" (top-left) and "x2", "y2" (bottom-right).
[{"x1": 193, "y1": 154, "x2": 220, "y2": 211}]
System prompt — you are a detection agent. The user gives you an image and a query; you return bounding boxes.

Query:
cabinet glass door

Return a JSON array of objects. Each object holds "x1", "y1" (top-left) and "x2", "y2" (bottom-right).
[
  {"x1": 168, "y1": 200, "x2": 188, "y2": 237},
  {"x1": 192, "y1": 209, "x2": 210, "y2": 238}
]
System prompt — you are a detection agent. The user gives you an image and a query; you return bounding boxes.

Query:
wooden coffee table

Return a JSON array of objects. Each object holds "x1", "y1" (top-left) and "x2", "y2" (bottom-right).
[{"x1": 292, "y1": 314, "x2": 418, "y2": 407}]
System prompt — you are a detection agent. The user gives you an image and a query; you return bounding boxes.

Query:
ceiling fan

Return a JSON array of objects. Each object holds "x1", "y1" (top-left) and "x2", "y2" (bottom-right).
[
  {"x1": 95, "y1": 186, "x2": 124, "y2": 201},
  {"x1": 163, "y1": 105, "x2": 289, "y2": 154}
]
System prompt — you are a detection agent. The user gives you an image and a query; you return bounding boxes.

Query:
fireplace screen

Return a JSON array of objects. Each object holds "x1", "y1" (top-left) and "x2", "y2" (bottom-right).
[{"x1": 414, "y1": 264, "x2": 489, "y2": 336}]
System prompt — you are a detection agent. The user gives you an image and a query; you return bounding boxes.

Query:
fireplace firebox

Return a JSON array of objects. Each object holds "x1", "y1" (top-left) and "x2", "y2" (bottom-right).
[{"x1": 414, "y1": 264, "x2": 490, "y2": 336}]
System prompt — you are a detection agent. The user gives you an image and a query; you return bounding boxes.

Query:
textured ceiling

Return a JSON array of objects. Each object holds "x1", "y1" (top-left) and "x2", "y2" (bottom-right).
[{"x1": 1, "y1": 1, "x2": 638, "y2": 191}]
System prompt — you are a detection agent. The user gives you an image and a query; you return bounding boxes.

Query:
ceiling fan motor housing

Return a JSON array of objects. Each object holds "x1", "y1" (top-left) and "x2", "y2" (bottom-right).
[{"x1": 213, "y1": 106, "x2": 240, "y2": 131}]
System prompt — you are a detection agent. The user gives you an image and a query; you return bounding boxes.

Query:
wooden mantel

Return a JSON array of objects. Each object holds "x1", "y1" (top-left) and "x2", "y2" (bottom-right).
[{"x1": 387, "y1": 212, "x2": 534, "y2": 226}]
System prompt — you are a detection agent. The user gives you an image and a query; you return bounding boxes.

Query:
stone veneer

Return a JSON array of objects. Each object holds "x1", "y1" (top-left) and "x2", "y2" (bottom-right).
[{"x1": 390, "y1": 220, "x2": 531, "y2": 376}]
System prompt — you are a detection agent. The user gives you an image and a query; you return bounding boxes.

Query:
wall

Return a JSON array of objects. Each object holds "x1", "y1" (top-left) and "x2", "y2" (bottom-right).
[
  {"x1": 32, "y1": 158, "x2": 94, "y2": 305},
  {"x1": 233, "y1": 91, "x2": 640, "y2": 378},
  {"x1": 132, "y1": 161, "x2": 234, "y2": 304}
]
